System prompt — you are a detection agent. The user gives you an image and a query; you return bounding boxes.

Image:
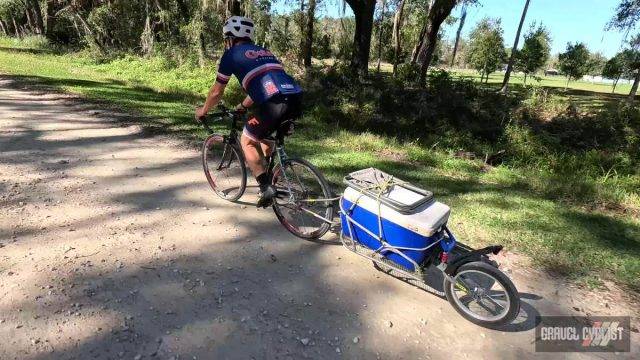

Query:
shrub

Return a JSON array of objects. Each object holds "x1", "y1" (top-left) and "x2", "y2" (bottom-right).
[
  {"x1": 0, "y1": 35, "x2": 50, "y2": 50},
  {"x1": 395, "y1": 63, "x2": 421, "y2": 85}
]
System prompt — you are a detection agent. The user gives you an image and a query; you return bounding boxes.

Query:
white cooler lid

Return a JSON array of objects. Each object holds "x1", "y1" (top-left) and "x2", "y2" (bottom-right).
[{"x1": 343, "y1": 186, "x2": 451, "y2": 237}]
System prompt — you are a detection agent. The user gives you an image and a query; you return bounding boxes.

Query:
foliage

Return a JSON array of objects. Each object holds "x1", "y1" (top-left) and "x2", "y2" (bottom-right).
[
  {"x1": 603, "y1": 52, "x2": 626, "y2": 80},
  {"x1": 608, "y1": 0, "x2": 640, "y2": 31},
  {"x1": 395, "y1": 62, "x2": 422, "y2": 85},
  {"x1": 515, "y1": 24, "x2": 551, "y2": 80},
  {"x1": 558, "y1": 42, "x2": 592, "y2": 82},
  {"x1": 466, "y1": 18, "x2": 507, "y2": 79},
  {"x1": 0, "y1": 34, "x2": 49, "y2": 49},
  {"x1": 587, "y1": 52, "x2": 607, "y2": 76}
]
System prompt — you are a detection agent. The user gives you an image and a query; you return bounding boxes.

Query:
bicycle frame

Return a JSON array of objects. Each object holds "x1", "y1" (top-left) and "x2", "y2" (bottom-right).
[
  {"x1": 202, "y1": 107, "x2": 334, "y2": 227},
  {"x1": 203, "y1": 108, "x2": 294, "y2": 201}
]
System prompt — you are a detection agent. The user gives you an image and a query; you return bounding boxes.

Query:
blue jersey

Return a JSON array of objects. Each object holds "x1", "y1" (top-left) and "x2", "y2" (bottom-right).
[{"x1": 215, "y1": 43, "x2": 302, "y2": 104}]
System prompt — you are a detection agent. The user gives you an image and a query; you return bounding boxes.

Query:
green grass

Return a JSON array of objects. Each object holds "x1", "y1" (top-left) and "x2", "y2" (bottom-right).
[
  {"x1": 1, "y1": 43, "x2": 639, "y2": 292},
  {"x1": 450, "y1": 70, "x2": 632, "y2": 113}
]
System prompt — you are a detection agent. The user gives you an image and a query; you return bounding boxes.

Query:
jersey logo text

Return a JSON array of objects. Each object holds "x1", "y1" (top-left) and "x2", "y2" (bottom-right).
[{"x1": 245, "y1": 49, "x2": 274, "y2": 59}]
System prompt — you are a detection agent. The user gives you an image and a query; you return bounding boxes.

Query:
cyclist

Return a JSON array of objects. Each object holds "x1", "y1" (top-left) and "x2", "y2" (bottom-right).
[{"x1": 196, "y1": 16, "x2": 303, "y2": 208}]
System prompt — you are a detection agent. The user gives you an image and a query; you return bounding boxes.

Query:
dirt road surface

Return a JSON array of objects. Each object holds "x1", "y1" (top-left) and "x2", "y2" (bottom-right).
[{"x1": 1, "y1": 78, "x2": 638, "y2": 359}]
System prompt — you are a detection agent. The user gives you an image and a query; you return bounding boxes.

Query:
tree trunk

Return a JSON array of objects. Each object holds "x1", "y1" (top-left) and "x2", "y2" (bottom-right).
[
  {"x1": 500, "y1": 0, "x2": 531, "y2": 93},
  {"x1": 628, "y1": 69, "x2": 640, "y2": 101},
  {"x1": 0, "y1": 20, "x2": 7, "y2": 36},
  {"x1": 75, "y1": 12, "x2": 105, "y2": 52},
  {"x1": 376, "y1": 0, "x2": 386, "y2": 73},
  {"x1": 298, "y1": 0, "x2": 305, "y2": 66},
  {"x1": 523, "y1": 72, "x2": 528, "y2": 85},
  {"x1": 411, "y1": 24, "x2": 427, "y2": 64},
  {"x1": 25, "y1": 9, "x2": 35, "y2": 34},
  {"x1": 45, "y1": 0, "x2": 56, "y2": 39},
  {"x1": 417, "y1": 0, "x2": 458, "y2": 87},
  {"x1": 565, "y1": 76, "x2": 570, "y2": 90},
  {"x1": 410, "y1": 0, "x2": 432, "y2": 65},
  {"x1": 141, "y1": 0, "x2": 154, "y2": 57},
  {"x1": 612, "y1": 75, "x2": 620, "y2": 93},
  {"x1": 227, "y1": 0, "x2": 242, "y2": 16},
  {"x1": 175, "y1": 0, "x2": 190, "y2": 20},
  {"x1": 450, "y1": 4, "x2": 467, "y2": 68},
  {"x1": 12, "y1": 17, "x2": 21, "y2": 38},
  {"x1": 345, "y1": 0, "x2": 377, "y2": 78},
  {"x1": 303, "y1": 0, "x2": 316, "y2": 68},
  {"x1": 28, "y1": 0, "x2": 45, "y2": 35},
  {"x1": 392, "y1": 0, "x2": 406, "y2": 76}
]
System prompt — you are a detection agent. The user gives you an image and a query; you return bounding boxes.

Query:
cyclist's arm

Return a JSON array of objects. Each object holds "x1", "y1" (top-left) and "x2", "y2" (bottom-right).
[{"x1": 202, "y1": 82, "x2": 227, "y2": 113}]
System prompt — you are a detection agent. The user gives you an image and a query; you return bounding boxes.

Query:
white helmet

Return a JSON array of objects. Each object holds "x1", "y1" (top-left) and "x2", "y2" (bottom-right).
[{"x1": 223, "y1": 16, "x2": 255, "y2": 41}]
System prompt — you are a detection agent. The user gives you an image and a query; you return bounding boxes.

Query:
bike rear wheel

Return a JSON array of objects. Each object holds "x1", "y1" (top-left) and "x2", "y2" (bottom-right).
[
  {"x1": 272, "y1": 158, "x2": 334, "y2": 239},
  {"x1": 202, "y1": 134, "x2": 247, "y2": 202}
]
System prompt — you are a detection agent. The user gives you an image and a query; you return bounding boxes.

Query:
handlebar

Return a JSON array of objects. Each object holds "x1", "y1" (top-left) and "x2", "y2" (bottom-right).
[{"x1": 198, "y1": 104, "x2": 246, "y2": 133}]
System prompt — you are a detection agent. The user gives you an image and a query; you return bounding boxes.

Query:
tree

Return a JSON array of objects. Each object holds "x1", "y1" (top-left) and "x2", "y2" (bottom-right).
[
  {"x1": 391, "y1": 0, "x2": 406, "y2": 76},
  {"x1": 375, "y1": 0, "x2": 387, "y2": 73},
  {"x1": 500, "y1": 0, "x2": 531, "y2": 93},
  {"x1": 602, "y1": 52, "x2": 626, "y2": 93},
  {"x1": 415, "y1": 0, "x2": 459, "y2": 86},
  {"x1": 303, "y1": 0, "x2": 317, "y2": 68},
  {"x1": 466, "y1": 18, "x2": 507, "y2": 83},
  {"x1": 26, "y1": 0, "x2": 44, "y2": 35},
  {"x1": 608, "y1": 0, "x2": 640, "y2": 99},
  {"x1": 515, "y1": 24, "x2": 551, "y2": 85},
  {"x1": 558, "y1": 42, "x2": 592, "y2": 88},
  {"x1": 450, "y1": 2, "x2": 467, "y2": 67},
  {"x1": 588, "y1": 52, "x2": 607, "y2": 76},
  {"x1": 345, "y1": 0, "x2": 377, "y2": 77},
  {"x1": 621, "y1": 46, "x2": 640, "y2": 98},
  {"x1": 410, "y1": 0, "x2": 433, "y2": 64}
]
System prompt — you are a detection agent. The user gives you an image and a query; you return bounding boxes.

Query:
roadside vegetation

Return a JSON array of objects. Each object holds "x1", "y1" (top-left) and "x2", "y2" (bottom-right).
[
  {"x1": 0, "y1": 0, "x2": 639, "y2": 292},
  {"x1": 1, "y1": 37, "x2": 639, "y2": 292}
]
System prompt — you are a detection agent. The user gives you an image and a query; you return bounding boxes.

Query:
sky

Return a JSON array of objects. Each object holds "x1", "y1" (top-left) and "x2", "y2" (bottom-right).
[{"x1": 273, "y1": 0, "x2": 629, "y2": 58}]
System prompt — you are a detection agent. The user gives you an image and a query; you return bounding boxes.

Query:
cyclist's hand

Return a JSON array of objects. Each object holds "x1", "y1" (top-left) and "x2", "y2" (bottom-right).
[
  {"x1": 195, "y1": 106, "x2": 207, "y2": 121},
  {"x1": 235, "y1": 103, "x2": 247, "y2": 114}
]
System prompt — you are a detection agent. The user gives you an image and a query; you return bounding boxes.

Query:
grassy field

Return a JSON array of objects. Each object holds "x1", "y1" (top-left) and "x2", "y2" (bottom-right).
[
  {"x1": 1, "y1": 42, "x2": 639, "y2": 292},
  {"x1": 367, "y1": 61, "x2": 631, "y2": 112},
  {"x1": 452, "y1": 69, "x2": 633, "y2": 95}
]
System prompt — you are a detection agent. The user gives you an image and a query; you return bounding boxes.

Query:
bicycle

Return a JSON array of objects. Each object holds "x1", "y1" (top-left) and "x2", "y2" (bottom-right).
[{"x1": 199, "y1": 104, "x2": 335, "y2": 239}]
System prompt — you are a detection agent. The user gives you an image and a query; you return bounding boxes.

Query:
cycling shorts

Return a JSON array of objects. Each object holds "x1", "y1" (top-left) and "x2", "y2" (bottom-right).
[{"x1": 243, "y1": 93, "x2": 302, "y2": 141}]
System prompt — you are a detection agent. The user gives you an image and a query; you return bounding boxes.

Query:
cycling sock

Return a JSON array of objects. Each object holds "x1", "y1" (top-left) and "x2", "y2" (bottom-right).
[{"x1": 256, "y1": 173, "x2": 270, "y2": 192}]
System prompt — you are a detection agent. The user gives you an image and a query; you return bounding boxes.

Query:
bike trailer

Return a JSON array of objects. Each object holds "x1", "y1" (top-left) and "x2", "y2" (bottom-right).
[{"x1": 340, "y1": 168, "x2": 451, "y2": 271}]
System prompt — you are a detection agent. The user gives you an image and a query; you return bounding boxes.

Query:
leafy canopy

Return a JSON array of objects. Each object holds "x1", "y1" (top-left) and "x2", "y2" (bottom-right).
[
  {"x1": 516, "y1": 23, "x2": 551, "y2": 75},
  {"x1": 466, "y1": 17, "x2": 507, "y2": 75},
  {"x1": 558, "y1": 42, "x2": 592, "y2": 80},
  {"x1": 602, "y1": 52, "x2": 626, "y2": 79}
]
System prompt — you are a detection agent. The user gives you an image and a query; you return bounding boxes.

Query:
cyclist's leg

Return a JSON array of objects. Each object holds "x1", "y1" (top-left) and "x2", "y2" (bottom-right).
[
  {"x1": 240, "y1": 130, "x2": 266, "y2": 177},
  {"x1": 242, "y1": 99, "x2": 285, "y2": 206},
  {"x1": 260, "y1": 139, "x2": 274, "y2": 158}
]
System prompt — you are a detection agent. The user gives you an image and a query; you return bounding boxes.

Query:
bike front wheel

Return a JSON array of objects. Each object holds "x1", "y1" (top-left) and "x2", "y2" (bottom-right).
[
  {"x1": 272, "y1": 158, "x2": 334, "y2": 239},
  {"x1": 202, "y1": 134, "x2": 247, "y2": 202},
  {"x1": 443, "y1": 261, "x2": 520, "y2": 327}
]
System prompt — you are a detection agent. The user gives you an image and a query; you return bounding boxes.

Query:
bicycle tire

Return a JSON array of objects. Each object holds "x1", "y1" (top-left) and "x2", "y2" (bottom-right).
[
  {"x1": 272, "y1": 158, "x2": 334, "y2": 239},
  {"x1": 202, "y1": 134, "x2": 247, "y2": 202},
  {"x1": 443, "y1": 261, "x2": 520, "y2": 327}
]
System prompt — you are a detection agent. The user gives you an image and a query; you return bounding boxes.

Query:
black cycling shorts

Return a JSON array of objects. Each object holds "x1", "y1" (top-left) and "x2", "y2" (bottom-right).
[{"x1": 243, "y1": 93, "x2": 302, "y2": 141}]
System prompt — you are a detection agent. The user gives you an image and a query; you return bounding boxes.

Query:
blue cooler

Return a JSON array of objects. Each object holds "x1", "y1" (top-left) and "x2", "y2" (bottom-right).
[{"x1": 340, "y1": 168, "x2": 451, "y2": 271}]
